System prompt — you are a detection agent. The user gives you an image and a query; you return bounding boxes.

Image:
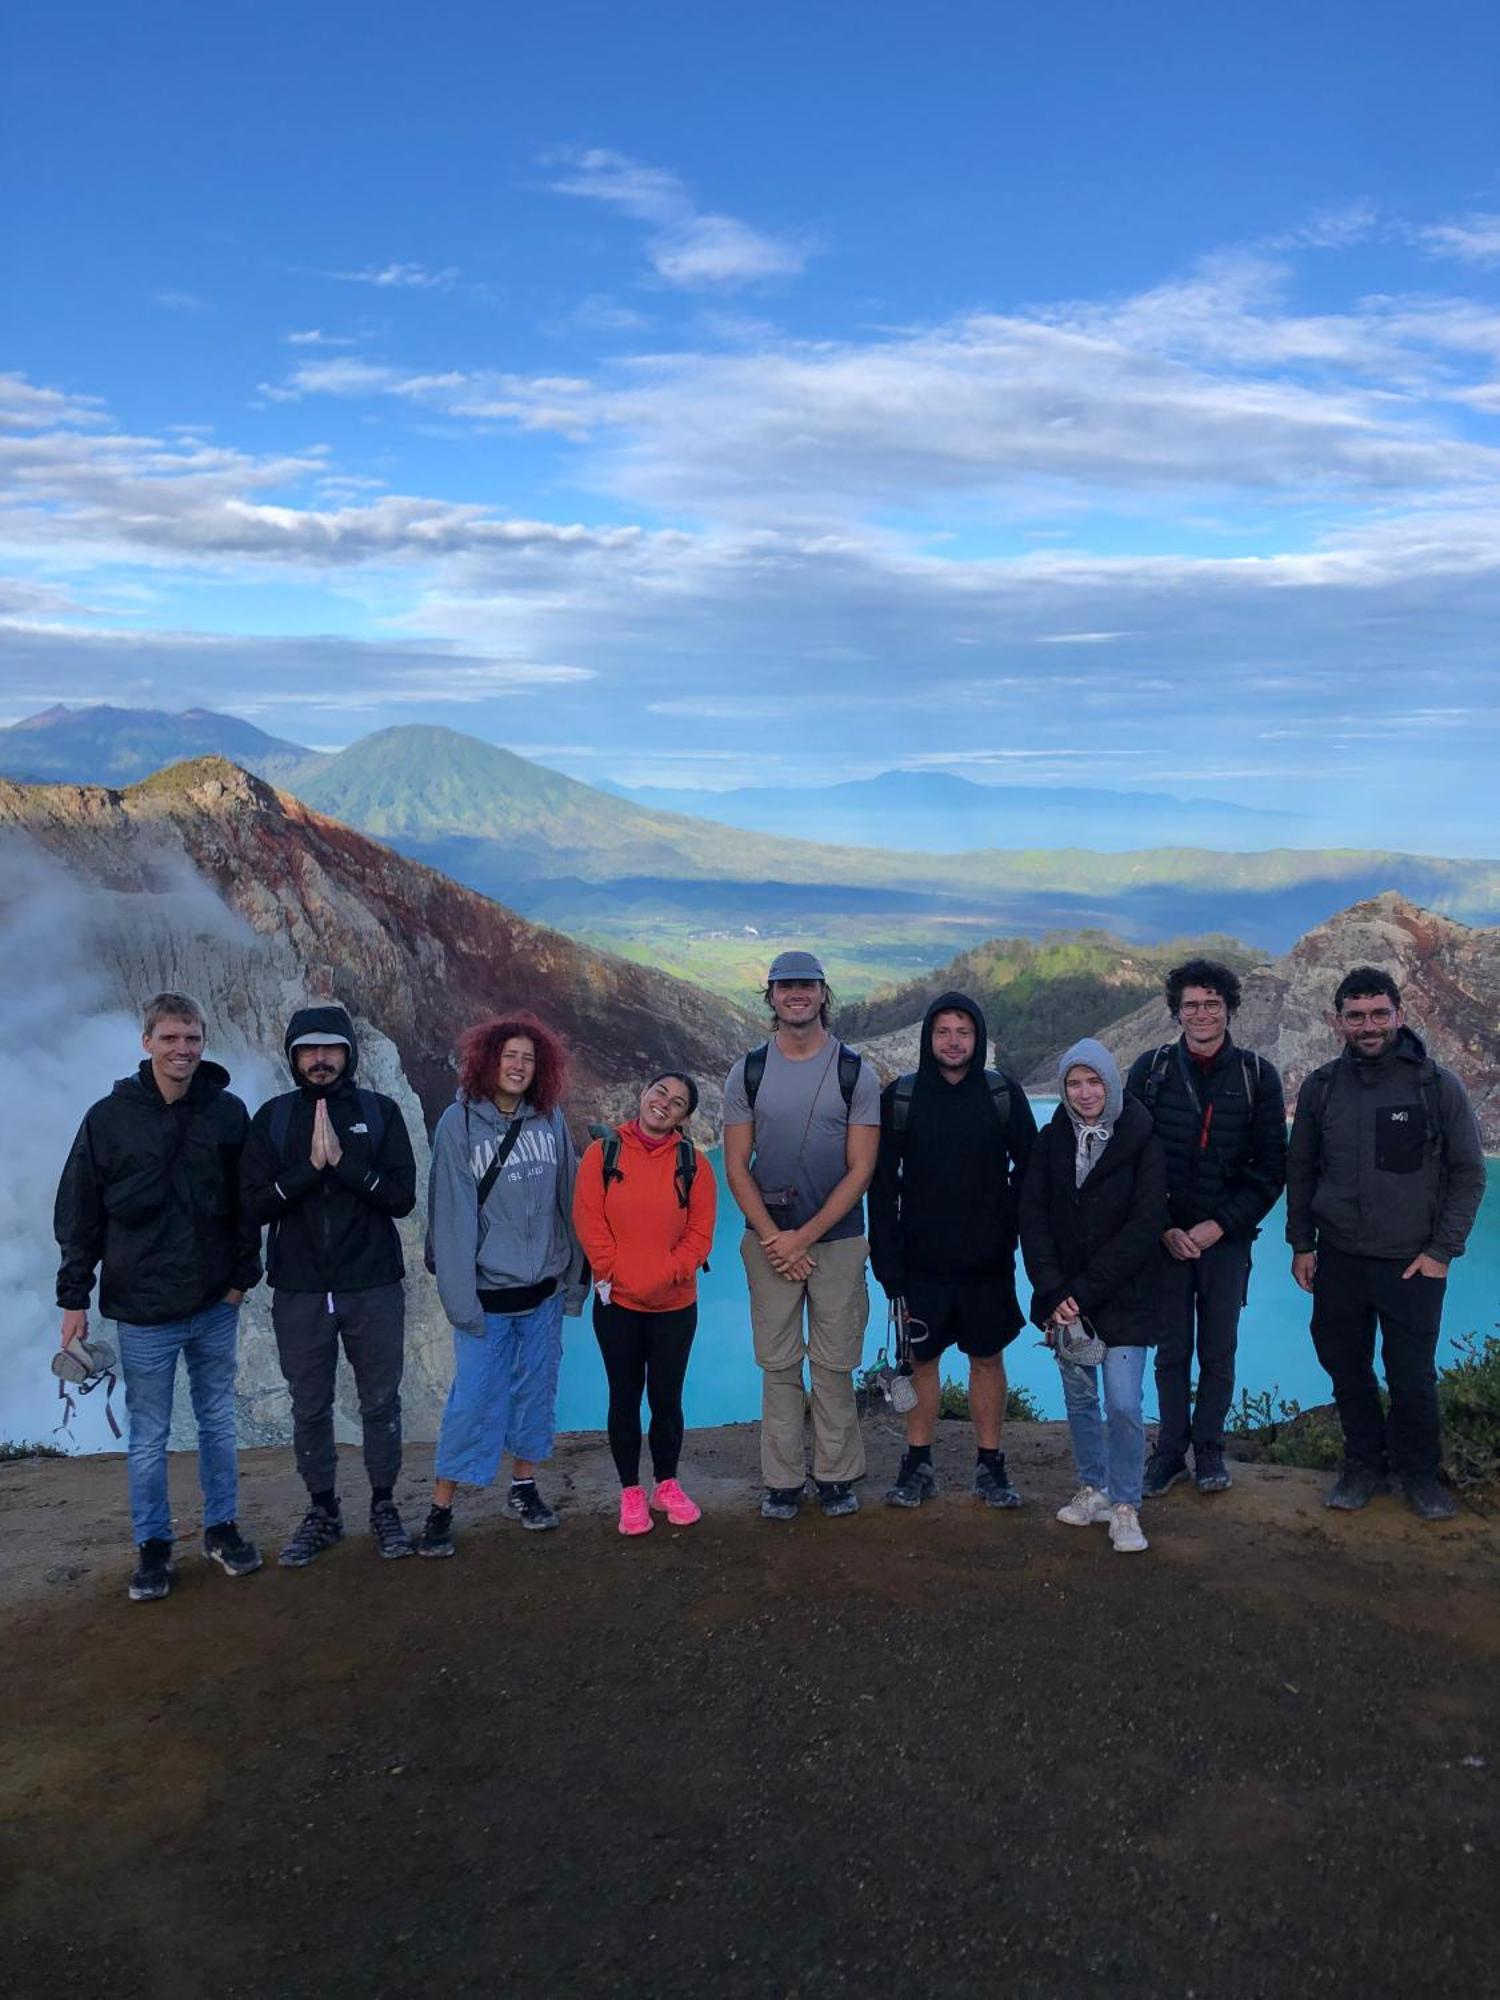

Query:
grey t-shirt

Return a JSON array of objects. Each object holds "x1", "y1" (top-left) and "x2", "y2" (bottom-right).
[{"x1": 723, "y1": 1038, "x2": 881, "y2": 1243}]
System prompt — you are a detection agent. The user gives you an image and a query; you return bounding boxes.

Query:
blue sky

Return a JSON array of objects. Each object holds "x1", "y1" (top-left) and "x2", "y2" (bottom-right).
[{"x1": 3, "y1": 0, "x2": 1499, "y2": 847}]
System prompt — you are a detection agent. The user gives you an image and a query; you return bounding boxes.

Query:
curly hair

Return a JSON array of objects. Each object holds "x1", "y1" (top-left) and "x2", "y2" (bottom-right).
[
  {"x1": 1165, "y1": 957, "x2": 1242, "y2": 1018},
  {"x1": 456, "y1": 1011, "x2": 568, "y2": 1115},
  {"x1": 1333, "y1": 965, "x2": 1401, "y2": 1012}
]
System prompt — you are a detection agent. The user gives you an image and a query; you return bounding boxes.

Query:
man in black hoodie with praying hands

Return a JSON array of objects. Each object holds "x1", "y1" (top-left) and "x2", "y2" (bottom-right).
[
  {"x1": 240, "y1": 1004, "x2": 418, "y2": 1566},
  {"x1": 869, "y1": 991, "x2": 1038, "y2": 1509}
]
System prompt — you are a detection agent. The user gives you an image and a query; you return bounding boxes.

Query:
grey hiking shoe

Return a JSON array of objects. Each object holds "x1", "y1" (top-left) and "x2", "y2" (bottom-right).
[
  {"x1": 885, "y1": 1454, "x2": 937, "y2": 1508},
  {"x1": 1193, "y1": 1449, "x2": 1233, "y2": 1495},
  {"x1": 506, "y1": 1482, "x2": 560, "y2": 1531},
  {"x1": 128, "y1": 1538, "x2": 175, "y2": 1602},
  {"x1": 1401, "y1": 1474, "x2": 1457, "y2": 1522},
  {"x1": 816, "y1": 1480, "x2": 860, "y2": 1518},
  {"x1": 278, "y1": 1504, "x2": 345, "y2": 1567},
  {"x1": 1325, "y1": 1464, "x2": 1388, "y2": 1511},
  {"x1": 761, "y1": 1486, "x2": 803, "y2": 1521},
  {"x1": 1143, "y1": 1451, "x2": 1190, "y2": 1498},
  {"x1": 416, "y1": 1504, "x2": 455, "y2": 1558},
  {"x1": 203, "y1": 1520, "x2": 263, "y2": 1577},
  {"x1": 370, "y1": 1498, "x2": 414, "y2": 1558},
  {"x1": 973, "y1": 1457, "x2": 1022, "y2": 1509}
]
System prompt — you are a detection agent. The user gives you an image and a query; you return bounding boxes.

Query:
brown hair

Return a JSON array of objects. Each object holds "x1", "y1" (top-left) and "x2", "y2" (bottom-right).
[{"x1": 142, "y1": 992, "x2": 205, "y2": 1035}]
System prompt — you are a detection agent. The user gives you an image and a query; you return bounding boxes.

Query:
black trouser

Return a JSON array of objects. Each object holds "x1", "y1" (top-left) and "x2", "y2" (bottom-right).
[
  {"x1": 593, "y1": 1298, "x2": 697, "y2": 1487},
  {"x1": 272, "y1": 1282, "x2": 405, "y2": 1495},
  {"x1": 1154, "y1": 1236, "x2": 1252, "y2": 1459},
  {"x1": 1309, "y1": 1245, "x2": 1445, "y2": 1478}
]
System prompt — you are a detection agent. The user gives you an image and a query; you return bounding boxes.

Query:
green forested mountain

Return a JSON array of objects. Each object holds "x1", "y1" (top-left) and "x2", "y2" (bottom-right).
[{"x1": 0, "y1": 704, "x2": 312, "y2": 786}]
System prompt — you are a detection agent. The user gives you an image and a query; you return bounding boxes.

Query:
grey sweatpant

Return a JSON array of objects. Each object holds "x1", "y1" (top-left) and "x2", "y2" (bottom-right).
[{"x1": 272, "y1": 1282, "x2": 406, "y2": 1495}]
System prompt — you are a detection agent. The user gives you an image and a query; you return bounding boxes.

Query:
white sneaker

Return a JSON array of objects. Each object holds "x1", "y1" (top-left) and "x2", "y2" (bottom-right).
[
  {"x1": 1109, "y1": 1503, "x2": 1149, "y2": 1552},
  {"x1": 1056, "y1": 1485, "x2": 1112, "y2": 1527}
]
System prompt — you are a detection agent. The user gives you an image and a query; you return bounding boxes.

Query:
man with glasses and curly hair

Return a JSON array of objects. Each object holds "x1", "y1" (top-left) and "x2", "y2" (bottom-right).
[
  {"x1": 1128, "y1": 957, "x2": 1286, "y2": 1500},
  {"x1": 1287, "y1": 966, "x2": 1485, "y2": 1521}
]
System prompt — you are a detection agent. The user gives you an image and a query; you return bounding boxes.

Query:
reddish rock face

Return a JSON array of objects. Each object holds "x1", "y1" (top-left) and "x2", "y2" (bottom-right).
[
  {"x1": 0, "y1": 758, "x2": 755, "y2": 1135},
  {"x1": 1032, "y1": 891, "x2": 1500, "y2": 1149}
]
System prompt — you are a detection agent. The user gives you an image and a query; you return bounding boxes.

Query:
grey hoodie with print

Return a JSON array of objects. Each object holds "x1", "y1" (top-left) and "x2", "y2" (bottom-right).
[{"x1": 428, "y1": 1093, "x2": 588, "y2": 1335}]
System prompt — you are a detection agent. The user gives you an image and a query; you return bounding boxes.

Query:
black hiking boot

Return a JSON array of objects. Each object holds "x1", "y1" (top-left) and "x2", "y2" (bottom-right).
[
  {"x1": 416, "y1": 1504, "x2": 455, "y2": 1558},
  {"x1": 1325, "y1": 1463, "x2": 1388, "y2": 1511},
  {"x1": 816, "y1": 1480, "x2": 860, "y2": 1518},
  {"x1": 760, "y1": 1486, "x2": 802, "y2": 1521},
  {"x1": 507, "y1": 1482, "x2": 560, "y2": 1531},
  {"x1": 1400, "y1": 1474, "x2": 1457, "y2": 1522},
  {"x1": 973, "y1": 1456, "x2": 1023, "y2": 1509},
  {"x1": 1193, "y1": 1448, "x2": 1233, "y2": 1495},
  {"x1": 277, "y1": 1504, "x2": 345, "y2": 1568},
  {"x1": 1143, "y1": 1450, "x2": 1190, "y2": 1498},
  {"x1": 128, "y1": 1538, "x2": 175, "y2": 1603},
  {"x1": 884, "y1": 1453, "x2": 937, "y2": 1509},
  {"x1": 203, "y1": 1520, "x2": 263, "y2": 1576},
  {"x1": 370, "y1": 1498, "x2": 414, "y2": 1558}
]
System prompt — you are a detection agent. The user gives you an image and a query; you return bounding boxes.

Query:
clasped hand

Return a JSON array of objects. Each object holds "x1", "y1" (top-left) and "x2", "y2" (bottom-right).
[
  {"x1": 760, "y1": 1227, "x2": 815, "y2": 1282},
  {"x1": 309, "y1": 1097, "x2": 343, "y2": 1169}
]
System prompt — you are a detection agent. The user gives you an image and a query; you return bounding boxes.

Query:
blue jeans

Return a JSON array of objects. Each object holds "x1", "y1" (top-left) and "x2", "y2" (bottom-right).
[
  {"x1": 434, "y1": 1293, "x2": 565, "y2": 1486},
  {"x1": 116, "y1": 1300, "x2": 241, "y2": 1544},
  {"x1": 1059, "y1": 1345, "x2": 1148, "y2": 1507}
]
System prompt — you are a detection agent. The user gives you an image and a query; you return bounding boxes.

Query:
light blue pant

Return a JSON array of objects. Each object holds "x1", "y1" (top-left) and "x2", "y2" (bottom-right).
[
  {"x1": 116, "y1": 1300, "x2": 241, "y2": 1545},
  {"x1": 434, "y1": 1293, "x2": 565, "y2": 1486},
  {"x1": 1059, "y1": 1345, "x2": 1147, "y2": 1507}
]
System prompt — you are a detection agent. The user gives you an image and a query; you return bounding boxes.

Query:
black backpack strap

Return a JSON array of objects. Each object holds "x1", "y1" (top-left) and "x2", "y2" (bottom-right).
[
  {"x1": 674, "y1": 1137, "x2": 696, "y2": 1209},
  {"x1": 1141, "y1": 1043, "x2": 1175, "y2": 1114},
  {"x1": 268, "y1": 1093, "x2": 293, "y2": 1159},
  {"x1": 743, "y1": 1043, "x2": 769, "y2": 1110},
  {"x1": 984, "y1": 1068, "x2": 1011, "y2": 1129},
  {"x1": 837, "y1": 1043, "x2": 862, "y2": 1110},
  {"x1": 886, "y1": 1072, "x2": 917, "y2": 1140},
  {"x1": 352, "y1": 1087, "x2": 386, "y2": 1152},
  {"x1": 475, "y1": 1107, "x2": 526, "y2": 1209}
]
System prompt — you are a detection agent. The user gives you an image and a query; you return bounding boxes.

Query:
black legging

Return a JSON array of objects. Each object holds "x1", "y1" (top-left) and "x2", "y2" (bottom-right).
[{"x1": 593, "y1": 1298, "x2": 697, "y2": 1487}]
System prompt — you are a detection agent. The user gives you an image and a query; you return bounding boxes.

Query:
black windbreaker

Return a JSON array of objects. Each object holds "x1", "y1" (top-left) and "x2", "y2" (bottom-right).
[
  {"x1": 1124, "y1": 1032, "x2": 1287, "y2": 1238},
  {"x1": 239, "y1": 1004, "x2": 417, "y2": 1293},
  {"x1": 55, "y1": 1058, "x2": 261, "y2": 1325}
]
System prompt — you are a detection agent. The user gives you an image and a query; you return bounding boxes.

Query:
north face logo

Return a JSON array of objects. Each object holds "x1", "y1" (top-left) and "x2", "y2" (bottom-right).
[
  {"x1": 1389, "y1": 1111, "x2": 1409, "y2": 1123},
  {"x1": 350, "y1": 1123, "x2": 369, "y2": 1134}
]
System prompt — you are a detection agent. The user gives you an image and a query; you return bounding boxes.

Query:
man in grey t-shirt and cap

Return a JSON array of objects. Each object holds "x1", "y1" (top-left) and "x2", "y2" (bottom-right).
[{"x1": 723, "y1": 950, "x2": 881, "y2": 1520}]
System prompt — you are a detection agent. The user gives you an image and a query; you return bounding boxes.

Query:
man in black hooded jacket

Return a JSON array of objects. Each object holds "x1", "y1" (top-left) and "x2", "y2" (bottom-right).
[
  {"x1": 240, "y1": 1004, "x2": 418, "y2": 1564},
  {"x1": 869, "y1": 991, "x2": 1037, "y2": 1508}
]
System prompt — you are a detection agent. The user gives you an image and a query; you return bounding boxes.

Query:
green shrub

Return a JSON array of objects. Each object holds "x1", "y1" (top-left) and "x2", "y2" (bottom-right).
[
  {"x1": 0, "y1": 1439, "x2": 69, "y2": 1463},
  {"x1": 936, "y1": 1378, "x2": 1042, "y2": 1424}
]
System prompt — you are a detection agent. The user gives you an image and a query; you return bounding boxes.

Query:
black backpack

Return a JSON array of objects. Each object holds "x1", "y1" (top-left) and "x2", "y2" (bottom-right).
[
  {"x1": 742, "y1": 1041, "x2": 863, "y2": 1113},
  {"x1": 883, "y1": 1069, "x2": 1012, "y2": 1160},
  {"x1": 588, "y1": 1123, "x2": 697, "y2": 1210},
  {"x1": 1138, "y1": 1042, "x2": 1263, "y2": 1119}
]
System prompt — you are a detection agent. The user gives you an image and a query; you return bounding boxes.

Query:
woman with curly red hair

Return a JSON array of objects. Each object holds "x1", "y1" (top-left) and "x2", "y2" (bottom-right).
[{"x1": 417, "y1": 1012, "x2": 588, "y2": 1556}]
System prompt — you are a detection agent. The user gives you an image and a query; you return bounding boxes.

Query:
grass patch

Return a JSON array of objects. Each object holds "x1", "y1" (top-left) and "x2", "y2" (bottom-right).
[
  {"x1": 938, "y1": 1378, "x2": 1044, "y2": 1425},
  {"x1": 0, "y1": 1439, "x2": 69, "y2": 1463}
]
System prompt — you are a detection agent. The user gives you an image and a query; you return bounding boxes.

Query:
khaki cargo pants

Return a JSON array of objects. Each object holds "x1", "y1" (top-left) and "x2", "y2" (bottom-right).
[{"x1": 741, "y1": 1231, "x2": 870, "y2": 1489}]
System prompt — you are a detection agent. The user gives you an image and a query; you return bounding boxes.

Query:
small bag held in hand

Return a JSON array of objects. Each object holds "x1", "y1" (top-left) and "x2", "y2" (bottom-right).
[
  {"x1": 889, "y1": 1298, "x2": 919, "y2": 1414},
  {"x1": 1049, "y1": 1315, "x2": 1107, "y2": 1369},
  {"x1": 51, "y1": 1335, "x2": 122, "y2": 1438}
]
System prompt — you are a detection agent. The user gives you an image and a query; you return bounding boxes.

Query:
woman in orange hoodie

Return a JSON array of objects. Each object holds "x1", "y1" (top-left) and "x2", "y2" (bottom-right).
[{"x1": 573, "y1": 1072, "x2": 718, "y2": 1536}]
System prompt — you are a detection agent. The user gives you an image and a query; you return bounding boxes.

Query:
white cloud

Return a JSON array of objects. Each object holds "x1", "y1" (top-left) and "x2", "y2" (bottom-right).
[
  {"x1": 330, "y1": 261, "x2": 461, "y2": 291},
  {"x1": 286, "y1": 328, "x2": 359, "y2": 347},
  {"x1": 1415, "y1": 212, "x2": 1500, "y2": 268},
  {"x1": 547, "y1": 147, "x2": 811, "y2": 290},
  {"x1": 154, "y1": 289, "x2": 213, "y2": 314}
]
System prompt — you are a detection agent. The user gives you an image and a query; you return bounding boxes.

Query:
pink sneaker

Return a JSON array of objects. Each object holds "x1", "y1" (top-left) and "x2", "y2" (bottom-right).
[
  {"x1": 650, "y1": 1477, "x2": 702, "y2": 1526},
  {"x1": 618, "y1": 1486, "x2": 653, "y2": 1536}
]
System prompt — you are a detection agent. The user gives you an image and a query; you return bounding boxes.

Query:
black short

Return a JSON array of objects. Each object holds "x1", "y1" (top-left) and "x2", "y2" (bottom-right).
[{"x1": 902, "y1": 1273, "x2": 1023, "y2": 1364}]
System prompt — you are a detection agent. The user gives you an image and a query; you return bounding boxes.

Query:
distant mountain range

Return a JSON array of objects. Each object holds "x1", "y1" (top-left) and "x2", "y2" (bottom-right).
[
  {"x1": 602, "y1": 769, "x2": 1306, "y2": 853},
  {"x1": 0, "y1": 704, "x2": 313, "y2": 786},
  {"x1": 7, "y1": 706, "x2": 1500, "y2": 990}
]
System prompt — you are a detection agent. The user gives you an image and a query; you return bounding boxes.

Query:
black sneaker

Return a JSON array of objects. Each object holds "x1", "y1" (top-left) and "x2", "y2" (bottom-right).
[
  {"x1": 1193, "y1": 1449, "x2": 1233, "y2": 1495},
  {"x1": 1143, "y1": 1451, "x2": 1190, "y2": 1499},
  {"x1": 277, "y1": 1504, "x2": 345, "y2": 1568},
  {"x1": 973, "y1": 1457, "x2": 1023, "y2": 1509},
  {"x1": 128, "y1": 1538, "x2": 175, "y2": 1603},
  {"x1": 1325, "y1": 1463, "x2": 1388, "y2": 1511},
  {"x1": 1401, "y1": 1474, "x2": 1458, "y2": 1522},
  {"x1": 416, "y1": 1504, "x2": 455, "y2": 1558},
  {"x1": 203, "y1": 1520, "x2": 263, "y2": 1576},
  {"x1": 816, "y1": 1480, "x2": 860, "y2": 1518},
  {"x1": 507, "y1": 1482, "x2": 560, "y2": 1531},
  {"x1": 370, "y1": 1498, "x2": 414, "y2": 1559},
  {"x1": 884, "y1": 1454, "x2": 937, "y2": 1509},
  {"x1": 760, "y1": 1486, "x2": 803, "y2": 1521}
]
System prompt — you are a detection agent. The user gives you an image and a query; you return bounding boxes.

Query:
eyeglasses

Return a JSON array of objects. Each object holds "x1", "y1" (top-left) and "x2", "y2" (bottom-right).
[
  {"x1": 1341, "y1": 1006, "x2": 1397, "y2": 1026},
  {"x1": 1179, "y1": 999, "x2": 1226, "y2": 1015}
]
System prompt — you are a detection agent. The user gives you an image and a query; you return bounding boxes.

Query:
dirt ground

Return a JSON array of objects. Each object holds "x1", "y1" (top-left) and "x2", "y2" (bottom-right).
[{"x1": 2, "y1": 1418, "x2": 1497, "y2": 2000}]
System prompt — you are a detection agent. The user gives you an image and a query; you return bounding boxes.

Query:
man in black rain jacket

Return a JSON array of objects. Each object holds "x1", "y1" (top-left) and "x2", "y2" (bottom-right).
[
  {"x1": 1126, "y1": 957, "x2": 1287, "y2": 1499},
  {"x1": 240, "y1": 1004, "x2": 418, "y2": 1564},
  {"x1": 1287, "y1": 966, "x2": 1485, "y2": 1522},
  {"x1": 869, "y1": 990, "x2": 1038, "y2": 1509},
  {"x1": 54, "y1": 991, "x2": 263, "y2": 1602}
]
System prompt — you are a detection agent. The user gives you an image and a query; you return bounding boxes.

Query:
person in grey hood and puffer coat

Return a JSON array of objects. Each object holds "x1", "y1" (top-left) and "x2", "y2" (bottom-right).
[
  {"x1": 417, "y1": 1011, "x2": 589, "y2": 1555},
  {"x1": 1019, "y1": 1038, "x2": 1169, "y2": 1553},
  {"x1": 241, "y1": 1002, "x2": 418, "y2": 1565}
]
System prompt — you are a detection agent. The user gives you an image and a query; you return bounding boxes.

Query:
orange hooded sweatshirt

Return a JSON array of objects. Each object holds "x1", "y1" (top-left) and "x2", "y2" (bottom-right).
[{"x1": 572, "y1": 1124, "x2": 718, "y2": 1313}]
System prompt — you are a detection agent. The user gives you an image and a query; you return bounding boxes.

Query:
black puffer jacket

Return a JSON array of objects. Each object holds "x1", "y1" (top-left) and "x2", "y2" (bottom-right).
[
  {"x1": 1125, "y1": 1033, "x2": 1287, "y2": 1238},
  {"x1": 1018, "y1": 1099, "x2": 1169, "y2": 1346},
  {"x1": 55, "y1": 1059, "x2": 261, "y2": 1325},
  {"x1": 240, "y1": 1005, "x2": 417, "y2": 1293}
]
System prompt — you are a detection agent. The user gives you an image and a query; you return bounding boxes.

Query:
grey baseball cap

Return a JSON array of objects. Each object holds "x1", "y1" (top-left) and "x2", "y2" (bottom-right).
[{"x1": 767, "y1": 949, "x2": 826, "y2": 982}]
